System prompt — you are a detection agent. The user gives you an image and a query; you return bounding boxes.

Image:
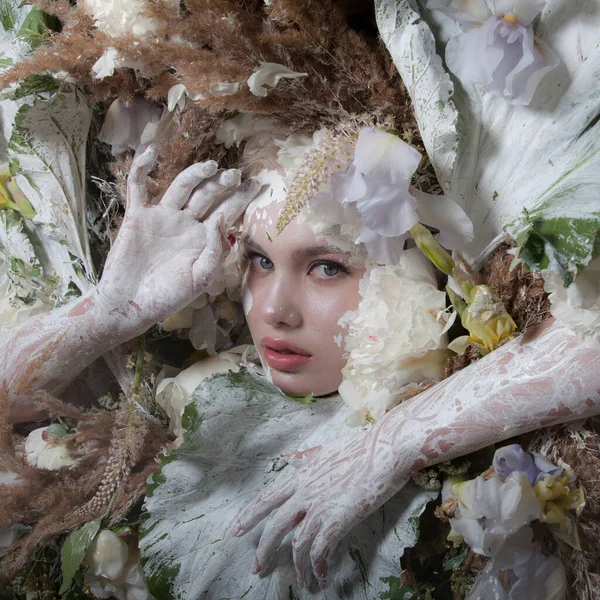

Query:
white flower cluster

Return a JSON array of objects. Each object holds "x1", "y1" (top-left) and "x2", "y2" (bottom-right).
[
  {"x1": 443, "y1": 444, "x2": 583, "y2": 600},
  {"x1": 25, "y1": 425, "x2": 77, "y2": 471},
  {"x1": 84, "y1": 530, "x2": 151, "y2": 600},
  {"x1": 338, "y1": 249, "x2": 450, "y2": 426},
  {"x1": 428, "y1": 0, "x2": 559, "y2": 105},
  {"x1": 80, "y1": 0, "x2": 179, "y2": 38}
]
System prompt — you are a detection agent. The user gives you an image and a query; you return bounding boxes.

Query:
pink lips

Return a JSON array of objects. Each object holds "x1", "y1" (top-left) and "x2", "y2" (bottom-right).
[{"x1": 261, "y1": 337, "x2": 312, "y2": 372}]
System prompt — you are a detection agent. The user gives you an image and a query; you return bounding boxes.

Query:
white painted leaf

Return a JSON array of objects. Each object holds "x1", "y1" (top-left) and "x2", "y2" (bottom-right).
[
  {"x1": 375, "y1": 0, "x2": 459, "y2": 194},
  {"x1": 377, "y1": 0, "x2": 600, "y2": 283},
  {"x1": 7, "y1": 86, "x2": 95, "y2": 300},
  {"x1": 141, "y1": 370, "x2": 437, "y2": 600}
]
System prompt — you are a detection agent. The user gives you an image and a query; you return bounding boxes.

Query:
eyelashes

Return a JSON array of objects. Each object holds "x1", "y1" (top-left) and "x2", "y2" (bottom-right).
[{"x1": 242, "y1": 251, "x2": 351, "y2": 280}]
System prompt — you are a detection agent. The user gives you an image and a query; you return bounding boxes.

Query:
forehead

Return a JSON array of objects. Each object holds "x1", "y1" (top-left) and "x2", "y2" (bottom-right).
[{"x1": 242, "y1": 201, "x2": 317, "y2": 250}]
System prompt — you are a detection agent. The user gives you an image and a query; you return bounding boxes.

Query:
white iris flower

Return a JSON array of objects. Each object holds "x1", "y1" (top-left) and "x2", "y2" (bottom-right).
[
  {"x1": 428, "y1": 0, "x2": 559, "y2": 105},
  {"x1": 310, "y1": 128, "x2": 473, "y2": 264}
]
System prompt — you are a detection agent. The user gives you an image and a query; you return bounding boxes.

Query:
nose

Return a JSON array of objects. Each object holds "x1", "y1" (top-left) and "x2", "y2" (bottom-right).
[{"x1": 261, "y1": 272, "x2": 303, "y2": 329}]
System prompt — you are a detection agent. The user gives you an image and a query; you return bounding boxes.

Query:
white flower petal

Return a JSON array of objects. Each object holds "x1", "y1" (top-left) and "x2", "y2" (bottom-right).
[
  {"x1": 275, "y1": 133, "x2": 314, "y2": 174},
  {"x1": 209, "y1": 81, "x2": 240, "y2": 96},
  {"x1": 24, "y1": 427, "x2": 77, "y2": 470},
  {"x1": 543, "y1": 258, "x2": 600, "y2": 341},
  {"x1": 413, "y1": 189, "x2": 475, "y2": 249},
  {"x1": 98, "y1": 98, "x2": 163, "y2": 155},
  {"x1": 330, "y1": 165, "x2": 367, "y2": 205},
  {"x1": 167, "y1": 83, "x2": 187, "y2": 111},
  {"x1": 511, "y1": 0, "x2": 547, "y2": 25},
  {"x1": 426, "y1": 0, "x2": 490, "y2": 25},
  {"x1": 355, "y1": 228, "x2": 408, "y2": 265},
  {"x1": 247, "y1": 62, "x2": 308, "y2": 97},
  {"x1": 445, "y1": 21, "x2": 503, "y2": 87},
  {"x1": 356, "y1": 178, "x2": 418, "y2": 237},
  {"x1": 156, "y1": 355, "x2": 240, "y2": 440},
  {"x1": 448, "y1": 334, "x2": 470, "y2": 354},
  {"x1": 214, "y1": 113, "x2": 273, "y2": 148},
  {"x1": 86, "y1": 530, "x2": 129, "y2": 580},
  {"x1": 92, "y1": 47, "x2": 119, "y2": 80},
  {"x1": 353, "y1": 128, "x2": 422, "y2": 186}
]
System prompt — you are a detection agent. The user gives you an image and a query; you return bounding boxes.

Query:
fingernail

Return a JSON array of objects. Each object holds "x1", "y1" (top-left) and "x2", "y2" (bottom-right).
[{"x1": 251, "y1": 560, "x2": 261, "y2": 574}]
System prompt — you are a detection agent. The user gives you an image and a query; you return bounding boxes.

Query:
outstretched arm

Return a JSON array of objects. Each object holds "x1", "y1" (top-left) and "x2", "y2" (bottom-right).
[
  {"x1": 232, "y1": 318, "x2": 600, "y2": 588},
  {"x1": 1, "y1": 147, "x2": 259, "y2": 423}
]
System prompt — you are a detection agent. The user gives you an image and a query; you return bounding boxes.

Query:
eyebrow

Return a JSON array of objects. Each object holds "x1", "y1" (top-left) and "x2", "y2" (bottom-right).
[{"x1": 241, "y1": 234, "x2": 349, "y2": 260}]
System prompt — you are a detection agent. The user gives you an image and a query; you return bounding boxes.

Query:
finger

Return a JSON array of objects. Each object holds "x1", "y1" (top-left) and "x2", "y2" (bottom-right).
[
  {"x1": 205, "y1": 177, "x2": 261, "y2": 230},
  {"x1": 192, "y1": 217, "x2": 227, "y2": 293},
  {"x1": 293, "y1": 515, "x2": 320, "y2": 589},
  {"x1": 127, "y1": 145, "x2": 158, "y2": 209},
  {"x1": 161, "y1": 161, "x2": 218, "y2": 209},
  {"x1": 185, "y1": 169, "x2": 241, "y2": 219},
  {"x1": 230, "y1": 475, "x2": 296, "y2": 538},
  {"x1": 310, "y1": 529, "x2": 339, "y2": 590},
  {"x1": 253, "y1": 503, "x2": 307, "y2": 574}
]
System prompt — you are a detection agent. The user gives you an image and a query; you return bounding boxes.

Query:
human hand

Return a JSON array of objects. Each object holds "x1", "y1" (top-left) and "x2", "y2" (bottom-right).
[
  {"x1": 230, "y1": 427, "x2": 408, "y2": 590},
  {"x1": 96, "y1": 146, "x2": 260, "y2": 331}
]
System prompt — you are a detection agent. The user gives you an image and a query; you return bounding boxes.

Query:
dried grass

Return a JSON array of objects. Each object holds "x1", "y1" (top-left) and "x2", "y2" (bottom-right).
[{"x1": 0, "y1": 350, "x2": 168, "y2": 577}]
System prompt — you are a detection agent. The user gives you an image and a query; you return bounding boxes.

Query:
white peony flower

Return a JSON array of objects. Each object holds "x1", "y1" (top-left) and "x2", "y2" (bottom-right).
[
  {"x1": 156, "y1": 354, "x2": 241, "y2": 441},
  {"x1": 25, "y1": 425, "x2": 77, "y2": 470},
  {"x1": 428, "y1": 0, "x2": 559, "y2": 105},
  {"x1": 247, "y1": 62, "x2": 308, "y2": 97},
  {"x1": 98, "y1": 98, "x2": 164, "y2": 155},
  {"x1": 339, "y1": 249, "x2": 449, "y2": 426},
  {"x1": 167, "y1": 83, "x2": 206, "y2": 111},
  {"x1": 81, "y1": 0, "x2": 179, "y2": 38},
  {"x1": 308, "y1": 128, "x2": 473, "y2": 264},
  {"x1": 84, "y1": 530, "x2": 151, "y2": 600},
  {"x1": 543, "y1": 258, "x2": 600, "y2": 342}
]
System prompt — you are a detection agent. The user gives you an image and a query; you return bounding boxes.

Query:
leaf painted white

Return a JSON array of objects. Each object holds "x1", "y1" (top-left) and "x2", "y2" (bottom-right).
[
  {"x1": 7, "y1": 86, "x2": 95, "y2": 299},
  {"x1": 375, "y1": 0, "x2": 459, "y2": 194},
  {"x1": 378, "y1": 0, "x2": 600, "y2": 283},
  {"x1": 141, "y1": 370, "x2": 437, "y2": 600}
]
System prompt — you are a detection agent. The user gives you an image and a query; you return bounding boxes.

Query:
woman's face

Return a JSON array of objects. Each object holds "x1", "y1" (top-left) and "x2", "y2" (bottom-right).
[{"x1": 241, "y1": 202, "x2": 365, "y2": 397}]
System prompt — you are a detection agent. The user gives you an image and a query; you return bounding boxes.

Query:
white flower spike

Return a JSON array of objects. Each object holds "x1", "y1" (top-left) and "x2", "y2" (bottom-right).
[
  {"x1": 247, "y1": 62, "x2": 308, "y2": 97},
  {"x1": 428, "y1": 0, "x2": 559, "y2": 105}
]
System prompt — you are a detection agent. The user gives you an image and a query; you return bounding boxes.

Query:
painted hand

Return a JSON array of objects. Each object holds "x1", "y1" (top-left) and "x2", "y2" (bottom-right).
[
  {"x1": 230, "y1": 427, "x2": 405, "y2": 590},
  {"x1": 96, "y1": 146, "x2": 260, "y2": 330}
]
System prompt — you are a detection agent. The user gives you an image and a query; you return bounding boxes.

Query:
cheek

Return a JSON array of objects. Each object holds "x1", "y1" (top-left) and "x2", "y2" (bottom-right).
[{"x1": 305, "y1": 278, "x2": 362, "y2": 344}]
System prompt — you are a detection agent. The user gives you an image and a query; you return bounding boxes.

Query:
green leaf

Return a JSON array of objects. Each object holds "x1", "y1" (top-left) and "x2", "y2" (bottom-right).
[
  {"x1": 0, "y1": 0, "x2": 16, "y2": 31},
  {"x1": 2, "y1": 74, "x2": 59, "y2": 101},
  {"x1": 512, "y1": 210, "x2": 600, "y2": 286},
  {"x1": 17, "y1": 6, "x2": 60, "y2": 49},
  {"x1": 379, "y1": 577, "x2": 415, "y2": 600},
  {"x1": 287, "y1": 391, "x2": 314, "y2": 404},
  {"x1": 443, "y1": 550, "x2": 467, "y2": 571},
  {"x1": 59, "y1": 517, "x2": 102, "y2": 595}
]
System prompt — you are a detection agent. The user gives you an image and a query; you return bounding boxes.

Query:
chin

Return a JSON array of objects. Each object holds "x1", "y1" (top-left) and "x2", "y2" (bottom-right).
[{"x1": 271, "y1": 370, "x2": 340, "y2": 398}]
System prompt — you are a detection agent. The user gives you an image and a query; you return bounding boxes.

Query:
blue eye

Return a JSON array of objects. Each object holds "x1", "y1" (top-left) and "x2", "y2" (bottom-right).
[
  {"x1": 251, "y1": 255, "x2": 273, "y2": 271},
  {"x1": 309, "y1": 262, "x2": 348, "y2": 279}
]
